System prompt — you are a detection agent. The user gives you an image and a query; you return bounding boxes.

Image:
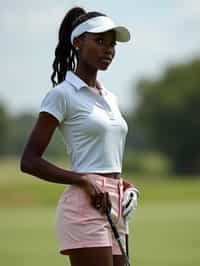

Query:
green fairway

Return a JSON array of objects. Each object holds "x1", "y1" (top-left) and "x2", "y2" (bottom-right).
[
  {"x1": 1, "y1": 158, "x2": 200, "y2": 266},
  {"x1": 1, "y1": 203, "x2": 200, "y2": 266}
]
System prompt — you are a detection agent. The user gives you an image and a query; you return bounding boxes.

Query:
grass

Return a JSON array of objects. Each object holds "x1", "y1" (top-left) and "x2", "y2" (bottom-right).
[
  {"x1": 0, "y1": 157, "x2": 200, "y2": 266},
  {"x1": 133, "y1": 202, "x2": 200, "y2": 266}
]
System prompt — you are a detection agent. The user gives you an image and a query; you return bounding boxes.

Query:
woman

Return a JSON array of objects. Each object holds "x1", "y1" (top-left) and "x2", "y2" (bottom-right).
[{"x1": 21, "y1": 7, "x2": 138, "y2": 266}]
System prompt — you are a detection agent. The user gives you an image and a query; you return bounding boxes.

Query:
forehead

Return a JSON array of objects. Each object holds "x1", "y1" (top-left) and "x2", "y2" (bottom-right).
[{"x1": 85, "y1": 30, "x2": 116, "y2": 40}]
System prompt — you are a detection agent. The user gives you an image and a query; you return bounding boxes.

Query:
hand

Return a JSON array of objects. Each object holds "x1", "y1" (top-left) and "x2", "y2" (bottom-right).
[
  {"x1": 122, "y1": 187, "x2": 140, "y2": 221},
  {"x1": 123, "y1": 179, "x2": 135, "y2": 191},
  {"x1": 78, "y1": 174, "x2": 112, "y2": 214}
]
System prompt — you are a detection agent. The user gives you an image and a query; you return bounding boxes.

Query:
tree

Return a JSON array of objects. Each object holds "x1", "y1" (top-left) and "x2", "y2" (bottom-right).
[
  {"x1": 134, "y1": 58, "x2": 200, "y2": 174},
  {"x1": 9, "y1": 113, "x2": 66, "y2": 157},
  {"x1": 0, "y1": 103, "x2": 9, "y2": 155}
]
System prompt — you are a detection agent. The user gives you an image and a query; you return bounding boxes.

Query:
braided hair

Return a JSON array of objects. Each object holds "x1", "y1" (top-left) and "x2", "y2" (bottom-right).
[{"x1": 51, "y1": 7, "x2": 106, "y2": 87}]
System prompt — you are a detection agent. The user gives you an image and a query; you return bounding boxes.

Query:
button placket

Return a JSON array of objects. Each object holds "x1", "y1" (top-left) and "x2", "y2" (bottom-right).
[
  {"x1": 87, "y1": 87, "x2": 116, "y2": 120},
  {"x1": 98, "y1": 96, "x2": 115, "y2": 120}
]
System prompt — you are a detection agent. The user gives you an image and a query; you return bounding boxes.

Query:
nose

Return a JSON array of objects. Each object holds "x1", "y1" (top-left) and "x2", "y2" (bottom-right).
[
  {"x1": 104, "y1": 45, "x2": 115, "y2": 58},
  {"x1": 105, "y1": 43, "x2": 114, "y2": 51}
]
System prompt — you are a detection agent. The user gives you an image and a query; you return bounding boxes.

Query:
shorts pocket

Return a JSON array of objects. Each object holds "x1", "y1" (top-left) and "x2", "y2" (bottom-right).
[{"x1": 77, "y1": 182, "x2": 105, "y2": 219}]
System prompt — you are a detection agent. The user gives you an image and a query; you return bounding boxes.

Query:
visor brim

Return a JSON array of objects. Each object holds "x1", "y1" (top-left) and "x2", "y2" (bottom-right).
[{"x1": 87, "y1": 25, "x2": 131, "y2": 42}]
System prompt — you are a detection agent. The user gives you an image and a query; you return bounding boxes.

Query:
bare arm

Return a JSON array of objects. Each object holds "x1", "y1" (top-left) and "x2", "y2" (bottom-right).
[
  {"x1": 20, "y1": 112, "x2": 82, "y2": 186},
  {"x1": 20, "y1": 111, "x2": 112, "y2": 213}
]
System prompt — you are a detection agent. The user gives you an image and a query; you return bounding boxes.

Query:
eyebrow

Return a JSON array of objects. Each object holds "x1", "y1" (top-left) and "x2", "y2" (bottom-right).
[{"x1": 86, "y1": 32, "x2": 116, "y2": 41}]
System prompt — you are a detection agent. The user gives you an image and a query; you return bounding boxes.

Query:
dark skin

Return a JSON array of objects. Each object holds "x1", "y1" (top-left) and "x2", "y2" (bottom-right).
[
  {"x1": 21, "y1": 30, "x2": 132, "y2": 266},
  {"x1": 74, "y1": 30, "x2": 116, "y2": 86}
]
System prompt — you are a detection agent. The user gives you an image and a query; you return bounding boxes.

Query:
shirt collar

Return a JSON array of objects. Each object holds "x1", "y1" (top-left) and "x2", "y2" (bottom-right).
[{"x1": 65, "y1": 71, "x2": 107, "y2": 96}]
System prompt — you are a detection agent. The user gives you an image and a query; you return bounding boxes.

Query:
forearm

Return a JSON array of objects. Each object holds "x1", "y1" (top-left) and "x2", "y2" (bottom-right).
[{"x1": 20, "y1": 156, "x2": 83, "y2": 186}]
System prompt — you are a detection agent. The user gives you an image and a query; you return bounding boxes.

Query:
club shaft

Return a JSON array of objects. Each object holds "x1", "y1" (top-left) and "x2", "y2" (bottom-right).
[
  {"x1": 125, "y1": 220, "x2": 129, "y2": 257},
  {"x1": 106, "y1": 211, "x2": 131, "y2": 266}
]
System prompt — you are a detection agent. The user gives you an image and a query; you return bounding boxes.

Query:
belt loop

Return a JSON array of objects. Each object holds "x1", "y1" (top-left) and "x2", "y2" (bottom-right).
[
  {"x1": 103, "y1": 177, "x2": 106, "y2": 188},
  {"x1": 116, "y1": 180, "x2": 122, "y2": 224},
  {"x1": 119, "y1": 181, "x2": 122, "y2": 218}
]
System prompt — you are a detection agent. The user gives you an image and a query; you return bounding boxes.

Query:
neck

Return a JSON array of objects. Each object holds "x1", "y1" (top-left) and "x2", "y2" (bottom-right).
[{"x1": 75, "y1": 63, "x2": 98, "y2": 88}]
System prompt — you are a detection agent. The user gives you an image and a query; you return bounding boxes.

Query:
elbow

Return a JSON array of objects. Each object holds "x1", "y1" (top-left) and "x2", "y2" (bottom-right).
[
  {"x1": 20, "y1": 155, "x2": 30, "y2": 173},
  {"x1": 20, "y1": 154, "x2": 36, "y2": 174}
]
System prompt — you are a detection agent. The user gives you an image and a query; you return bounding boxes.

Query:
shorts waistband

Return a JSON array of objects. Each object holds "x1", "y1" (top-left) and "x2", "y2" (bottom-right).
[
  {"x1": 85, "y1": 174, "x2": 123, "y2": 188},
  {"x1": 92, "y1": 172, "x2": 121, "y2": 179}
]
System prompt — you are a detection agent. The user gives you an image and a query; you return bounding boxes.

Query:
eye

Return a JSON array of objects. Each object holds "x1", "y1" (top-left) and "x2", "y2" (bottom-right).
[{"x1": 96, "y1": 38, "x2": 104, "y2": 45}]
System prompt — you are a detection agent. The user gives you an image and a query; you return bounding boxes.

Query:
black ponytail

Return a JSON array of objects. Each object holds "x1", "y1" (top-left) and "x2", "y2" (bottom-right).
[
  {"x1": 51, "y1": 7, "x2": 86, "y2": 87},
  {"x1": 51, "y1": 8, "x2": 106, "y2": 87}
]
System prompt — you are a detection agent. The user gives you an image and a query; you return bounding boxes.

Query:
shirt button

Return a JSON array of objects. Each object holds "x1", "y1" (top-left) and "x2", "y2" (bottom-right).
[{"x1": 107, "y1": 111, "x2": 115, "y2": 119}]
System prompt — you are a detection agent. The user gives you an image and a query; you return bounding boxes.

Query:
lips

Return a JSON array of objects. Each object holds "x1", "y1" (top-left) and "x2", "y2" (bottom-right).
[{"x1": 100, "y1": 56, "x2": 113, "y2": 64}]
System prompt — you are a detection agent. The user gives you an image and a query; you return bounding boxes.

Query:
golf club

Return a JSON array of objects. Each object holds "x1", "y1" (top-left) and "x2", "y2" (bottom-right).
[
  {"x1": 124, "y1": 191, "x2": 135, "y2": 259},
  {"x1": 106, "y1": 209, "x2": 131, "y2": 266},
  {"x1": 125, "y1": 219, "x2": 129, "y2": 257}
]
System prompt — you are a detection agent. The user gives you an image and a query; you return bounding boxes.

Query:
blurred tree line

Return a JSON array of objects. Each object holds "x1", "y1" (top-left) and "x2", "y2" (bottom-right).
[
  {"x1": 0, "y1": 57, "x2": 200, "y2": 174},
  {"x1": 0, "y1": 105, "x2": 66, "y2": 158},
  {"x1": 127, "y1": 57, "x2": 200, "y2": 174}
]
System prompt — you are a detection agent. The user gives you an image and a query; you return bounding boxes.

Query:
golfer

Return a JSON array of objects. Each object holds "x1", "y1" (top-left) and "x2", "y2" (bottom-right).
[{"x1": 21, "y1": 6, "x2": 138, "y2": 266}]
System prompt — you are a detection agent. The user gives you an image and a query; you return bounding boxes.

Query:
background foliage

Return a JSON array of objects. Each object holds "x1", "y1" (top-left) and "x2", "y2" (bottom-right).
[
  {"x1": 1, "y1": 57, "x2": 200, "y2": 176},
  {"x1": 128, "y1": 58, "x2": 200, "y2": 174}
]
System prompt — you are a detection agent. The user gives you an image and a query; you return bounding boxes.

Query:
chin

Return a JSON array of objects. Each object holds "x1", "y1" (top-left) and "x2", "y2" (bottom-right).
[
  {"x1": 99, "y1": 66, "x2": 110, "y2": 71},
  {"x1": 98, "y1": 63, "x2": 111, "y2": 71}
]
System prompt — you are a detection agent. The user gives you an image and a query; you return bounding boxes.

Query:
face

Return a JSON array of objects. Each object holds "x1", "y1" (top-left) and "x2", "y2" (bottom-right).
[{"x1": 75, "y1": 30, "x2": 116, "y2": 71}]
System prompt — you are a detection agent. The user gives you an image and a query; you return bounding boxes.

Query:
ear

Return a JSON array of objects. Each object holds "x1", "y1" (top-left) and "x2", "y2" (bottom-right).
[{"x1": 73, "y1": 37, "x2": 81, "y2": 50}]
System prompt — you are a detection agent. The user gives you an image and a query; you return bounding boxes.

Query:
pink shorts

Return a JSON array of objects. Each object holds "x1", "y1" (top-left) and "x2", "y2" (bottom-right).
[{"x1": 55, "y1": 174, "x2": 126, "y2": 256}]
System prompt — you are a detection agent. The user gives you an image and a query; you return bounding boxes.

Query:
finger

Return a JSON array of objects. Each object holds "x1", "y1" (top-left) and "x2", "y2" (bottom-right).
[
  {"x1": 95, "y1": 193, "x2": 104, "y2": 214},
  {"x1": 90, "y1": 186, "x2": 101, "y2": 204},
  {"x1": 88, "y1": 181, "x2": 103, "y2": 206},
  {"x1": 85, "y1": 180, "x2": 96, "y2": 197},
  {"x1": 106, "y1": 192, "x2": 112, "y2": 212},
  {"x1": 123, "y1": 180, "x2": 131, "y2": 191},
  {"x1": 102, "y1": 192, "x2": 108, "y2": 214},
  {"x1": 94, "y1": 183, "x2": 104, "y2": 194},
  {"x1": 100, "y1": 192, "x2": 111, "y2": 214},
  {"x1": 94, "y1": 193, "x2": 103, "y2": 209}
]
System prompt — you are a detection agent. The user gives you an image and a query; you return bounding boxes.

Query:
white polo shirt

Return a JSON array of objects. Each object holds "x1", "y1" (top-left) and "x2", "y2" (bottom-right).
[{"x1": 40, "y1": 71, "x2": 128, "y2": 173}]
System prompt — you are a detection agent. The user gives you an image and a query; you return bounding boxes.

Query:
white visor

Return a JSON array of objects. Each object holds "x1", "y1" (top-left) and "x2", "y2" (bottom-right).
[{"x1": 71, "y1": 16, "x2": 131, "y2": 45}]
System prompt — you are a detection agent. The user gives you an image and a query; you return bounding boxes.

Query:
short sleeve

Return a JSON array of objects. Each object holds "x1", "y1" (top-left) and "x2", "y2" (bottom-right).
[
  {"x1": 39, "y1": 88, "x2": 69, "y2": 123},
  {"x1": 111, "y1": 92, "x2": 119, "y2": 106}
]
